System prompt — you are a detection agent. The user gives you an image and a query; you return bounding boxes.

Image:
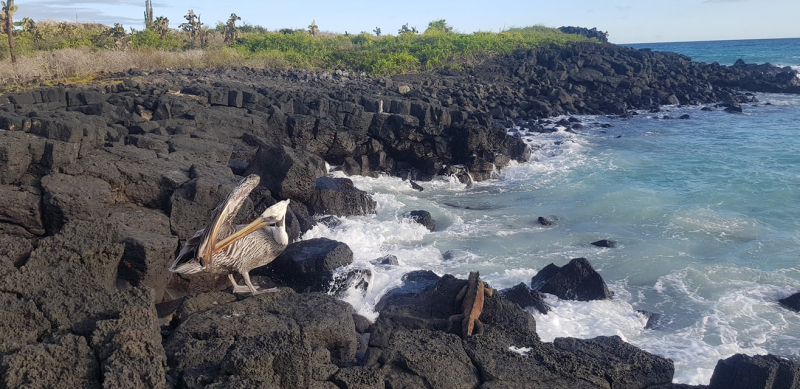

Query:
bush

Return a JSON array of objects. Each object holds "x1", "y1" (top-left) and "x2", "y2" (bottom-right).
[
  {"x1": 130, "y1": 28, "x2": 182, "y2": 50},
  {"x1": 1, "y1": 22, "x2": 596, "y2": 85}
]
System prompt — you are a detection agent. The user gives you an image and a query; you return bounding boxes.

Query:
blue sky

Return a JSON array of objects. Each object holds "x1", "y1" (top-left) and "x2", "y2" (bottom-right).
[{"x1": 16, "y1": 0, "x2": 800, "y2": 44}]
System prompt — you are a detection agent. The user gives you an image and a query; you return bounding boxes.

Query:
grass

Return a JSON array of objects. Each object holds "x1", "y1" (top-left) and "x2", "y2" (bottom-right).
[{"x1": 0, "y1": 22, "x2": 596, "y2": 90}]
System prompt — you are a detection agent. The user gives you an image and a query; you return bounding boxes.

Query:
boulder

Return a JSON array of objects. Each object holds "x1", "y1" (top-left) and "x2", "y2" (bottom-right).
[
  {"x1": 169, "y1": 163, "x2": 242, "y2": 241},
  {"x1": 23, "y1": 220, "x2": 123, "y2": 291},
  {"x1": 368, "y1": 273, "x2": 674, "y2": 388},
  {"x1": 537, "y1": 216, "x2": 556, "y2": 226},
  {"x1": 308, "y1": 177, "x2": 377, "y2": 216},
  {"x1": 552, "y1": 336, "x2": 675, "y2": 388},
  {"x1": 499, "y1": 282, "x2": 551, "y2": 314},
  {"x1": 530, "y1": 257, "x2": 612, "y2": 301},
  {"x1": 0, "y1": 334, "x2": 101, "y2": 388},
  {"x1": 244, "y1": 143, "x2": 328, "y2": 203},
  {"x1": 374, "y1": 270, "x2": 442, "y2": 312},
  {"x1": 118, "y1": 230, "x2": 179, "y2": 302},
  {"x1": 166, "y1": 136, "x2": 233, "y2": 163},
  {"x1": 779, "y1": 292, "x2": 800, "y2": 313},
  {"x1": 590, "y1": 239, "x2": 616, "y2": 248},
  {"x1": 90, "y1": 298, "x2": 167, "y2": 388},
  {"x1": 708, "y1": 353, "x2": 800, "y2": 389},
  {"x1": 0, "y1": 131, "x2": 45, "y2": 185},
  {"x1": 0, "y1": 233, "x2": 33, "y2": 269},
  {"x1": 164, "y1": 291, "x2": 358, "y2": 387},
  {"x1": 637, "y1": 310, "x2": 662, "y2": 329},
  {"x1": 328, "y1": 268, "x2": 372, "y2": 297},
  {"x1": 260, "y1": 237, "x2": 354, "y2": 293},
  {"x1": 0, "y1": 292, "x2": 51, "y2": 354},
  {"x1": 0, "y1": 185, "x2": 45, "y2": 236},
  {"x1": 373, "y1": 254, "x2": 399, "y2": 266},
  {"x1": 41, "y1": 173, "x2": 113, "y2": 234},
  {"x1": 403, "y1": 210, "x2": 435, "y2": 231}
]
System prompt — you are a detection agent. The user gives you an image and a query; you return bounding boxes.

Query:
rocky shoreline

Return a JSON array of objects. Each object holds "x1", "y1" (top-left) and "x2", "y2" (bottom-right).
[{"x1": 2, "y1": 41, "x2": 800, "y2": 388}]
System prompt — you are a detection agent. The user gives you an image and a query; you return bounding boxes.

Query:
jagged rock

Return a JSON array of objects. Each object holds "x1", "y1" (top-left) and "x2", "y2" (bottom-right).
[
  {"x1": 0, "y1": 131, "x2": 45, "y2": 185},
  {"x1": 168, "y1": 163, "x2": 242, "y2": 240},
  {"x1": 537, "y1": 216, "x2": 556, "y2": 226},
  {"x1": 779, "y1": 292, "x2": 800, "y2": 312},
  {"x1": 637, "y1": 310, "x2": 662, "y2": 329},
  {"x1": 373, "y1": 254, "x2": 399, "y2": 266},
  {"x1": 0, "y1": 234, "x2": 33, "y2": 269},
  {"x1": 41, "y1": 173, "x2": 113, "y2": 234},
  {"x1": 308, "y1": 177, "x2": 377, "y2": 216},
  {"x1": 164, "y1": 292, "x2": 358, "y2": 387},
  {"x1": 590, "y1": 239, "x2": 616, "y2": 248},
  {"x1": 552, "y1": 336, "x2": 675, "y2": 388},
  {"x1": 369, "y1": 273, "x2": 674, "y2": 388},
  {"x1": 0, "y1": 334, "x2": 101, "y2": 388},
  {"x1": 403, "y1": 210, "x2": 435, "y2": 231},
  {"x1": 499, "y1": 282, "x2": 551, "y2": 314},
  {"x1": 90, "y1": 294, "x2": 167, "y2": 388},
  {"x1": 244, "y1": 143, "x2": 328, "y2": 203},
  {"x1": 0, "y1": 185, "x2": 45, "y2": 236},
  {"x1": 260, "y1": 237, "x2": 354, "y2": 293},
  {"x1": 24, "y1": 220, "x2": 123, "y2": 291},
  {"x1": 530, "y1": 257, "x2": 612, "y2": 301},
  {"x1": 0, "y1": 292, "x2": 51, "y2": 354},
  {"x1": 118, "y1": 231, "x2": 179, "y2": 302},
  {"x1": 328, "y1": 268, "x2": 372, "y2": 297},
  {"x1": 708, "y1": 353, "x2": 800, "y2": 389}
]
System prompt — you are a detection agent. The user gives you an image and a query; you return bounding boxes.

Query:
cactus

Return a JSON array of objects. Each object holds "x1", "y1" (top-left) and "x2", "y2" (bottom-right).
[
  {"x1": 153, "y1": 16, "x2": 169, "y2": 39},
  {"x1": 180, "y1": 9, "x2": 202, "y2": 45},
  {"x1": 223, "y1": 13, "x2": 240, "y2": 45},
  {"x1": 1, "y1": 0, "x2": 17, "y2": 63},
  {"x1": 308, "y1": 19, "x2": 318, "y2": 37},
  {"x1": 144, "y1": 0, "x2": 153, "y2": 27}
]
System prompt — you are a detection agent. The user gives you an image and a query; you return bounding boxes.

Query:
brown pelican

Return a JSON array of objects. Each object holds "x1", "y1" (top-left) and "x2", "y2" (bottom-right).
[{"x1": 169, "y1": 174, "x2": 290, "y2": 295}]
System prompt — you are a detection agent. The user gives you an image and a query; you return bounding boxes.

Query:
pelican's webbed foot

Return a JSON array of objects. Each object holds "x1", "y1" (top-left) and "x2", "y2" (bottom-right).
[{"x1": 228, "y1": 273, "x2": 252, "y2": 294}]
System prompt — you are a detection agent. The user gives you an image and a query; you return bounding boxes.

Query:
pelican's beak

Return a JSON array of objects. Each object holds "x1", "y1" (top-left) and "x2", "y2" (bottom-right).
[
  {"x1": 212, "y1": 215, "x2": 279, "y2": 253},
  {"x1": 212, "y1": 200, "x2": 290, "y2": 253}
]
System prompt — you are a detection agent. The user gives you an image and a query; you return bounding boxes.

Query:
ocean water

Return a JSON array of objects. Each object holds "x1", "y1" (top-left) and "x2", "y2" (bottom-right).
[
  {"x1": 304, "y1": 40, "x2": 800, "y2": 385},
  {"x1": 626, "y1": 38, "x2": 800, "y2": 71}
]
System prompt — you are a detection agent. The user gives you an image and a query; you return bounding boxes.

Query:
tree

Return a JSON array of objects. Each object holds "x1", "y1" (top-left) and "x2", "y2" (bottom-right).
[
  {"x1": 153, "y1": 16, "x2": 169, "y2": 39},
  {"x1": 1, "y1": 0, "x2": 16, "y2": 63},
  {"x1": 308, "y1": 19, "x2": 318, "y2": 36},
  {"x1": 144, "y1": 0, "x2": 153, "y2": 27},
  {"x1": 398, "y1": 23, "x2": 417, "y2": 35},
  {"x1": 373, "y1": 26, "x2": 381, "y2": 37},
  {"x1": 223, "y1": 13, "x2": 240, "y2": 45},
  {"x1": 426, "y1": 19, "x2": 452, "y2": 33}
]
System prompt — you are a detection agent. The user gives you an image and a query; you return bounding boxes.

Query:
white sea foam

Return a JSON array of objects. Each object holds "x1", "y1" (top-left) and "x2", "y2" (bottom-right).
[{"x1": 306, "y1": 100, "x2": 800, "y2": 385}]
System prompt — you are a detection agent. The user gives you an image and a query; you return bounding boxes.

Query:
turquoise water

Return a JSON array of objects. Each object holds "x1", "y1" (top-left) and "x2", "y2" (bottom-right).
[
  {"x1": 305, "y1": 40, "x2": 800, "y2": 385},
  {"x1": 626, "y1": 38, "x2": 800, "y2": 67}
]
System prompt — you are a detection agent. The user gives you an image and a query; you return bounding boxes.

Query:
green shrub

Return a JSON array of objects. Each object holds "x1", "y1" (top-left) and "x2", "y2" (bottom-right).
[{"x1": 130, "y1": 28, "x2": 182, "y2": 50}]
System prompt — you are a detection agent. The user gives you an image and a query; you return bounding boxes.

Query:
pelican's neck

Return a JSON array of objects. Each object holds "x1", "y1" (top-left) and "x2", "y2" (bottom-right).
[{"x1": 272, "y1": 217, "x2": 289, "y2": 246}]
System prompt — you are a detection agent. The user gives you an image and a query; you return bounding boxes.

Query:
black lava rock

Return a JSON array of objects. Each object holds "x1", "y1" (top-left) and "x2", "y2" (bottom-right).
[{"x1": 530, "y1": 257, "x2": 612, "y2": 301}]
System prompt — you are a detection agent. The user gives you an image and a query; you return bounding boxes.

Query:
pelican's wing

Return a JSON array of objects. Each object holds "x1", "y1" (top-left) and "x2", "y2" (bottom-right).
[{"x1": 196, "y1": 174, "x2": 261, "y2": 267}]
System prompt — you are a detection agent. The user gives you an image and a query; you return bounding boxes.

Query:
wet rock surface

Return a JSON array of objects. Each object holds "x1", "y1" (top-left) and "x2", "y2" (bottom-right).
[
  {"x1": 530, "y1": 257, "x2": 613, "y2": 301},
  {"x1": 1, "y1": 41, "x2": 799, "y2": 387}
]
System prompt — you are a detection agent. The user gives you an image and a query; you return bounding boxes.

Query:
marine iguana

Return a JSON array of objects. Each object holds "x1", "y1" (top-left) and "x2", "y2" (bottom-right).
[{"x1": 448, "y1": 271, "x2": 494, "y2": 338}]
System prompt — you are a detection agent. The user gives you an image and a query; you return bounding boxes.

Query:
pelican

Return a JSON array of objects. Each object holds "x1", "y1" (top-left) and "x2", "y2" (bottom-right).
[{"x1": 169, "y1": 174, "x2": 290, "y2": 295}]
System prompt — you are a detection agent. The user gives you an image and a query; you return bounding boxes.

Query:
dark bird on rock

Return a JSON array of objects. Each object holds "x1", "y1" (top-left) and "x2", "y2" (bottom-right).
[{"x1": 169, "y1": 174, "x2": 290, "y2": 295}]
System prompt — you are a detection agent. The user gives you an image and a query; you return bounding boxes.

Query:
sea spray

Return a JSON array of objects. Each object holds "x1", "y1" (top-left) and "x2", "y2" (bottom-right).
[{"x1": 307, "y1": 93, "x2": 800, "y2": 385}]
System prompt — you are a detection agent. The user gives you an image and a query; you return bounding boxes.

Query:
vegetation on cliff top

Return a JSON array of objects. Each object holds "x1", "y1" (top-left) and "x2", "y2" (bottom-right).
[{"x1": 0, "y1": 13, "x2": 595, "y2": 88}]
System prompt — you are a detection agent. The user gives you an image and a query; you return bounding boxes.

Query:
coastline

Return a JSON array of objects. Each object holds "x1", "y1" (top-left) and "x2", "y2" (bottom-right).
[{"x1": 1, "y1": 40, "x2": 800, "y2": 387}]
